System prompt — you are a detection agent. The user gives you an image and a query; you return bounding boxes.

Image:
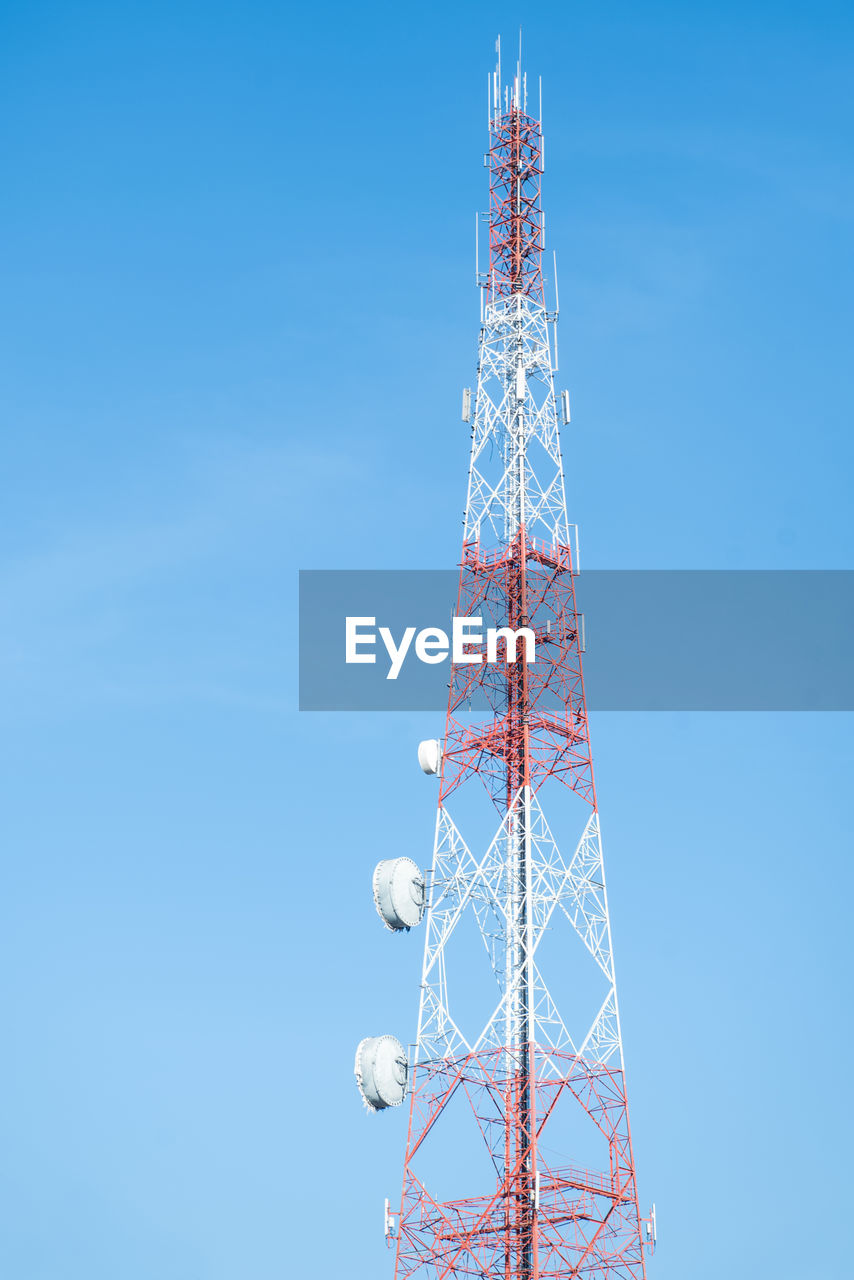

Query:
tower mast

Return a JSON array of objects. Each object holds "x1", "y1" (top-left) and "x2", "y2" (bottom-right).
[{"x1": 357, "y1": 41, "x2": 654, "y2": 1280}]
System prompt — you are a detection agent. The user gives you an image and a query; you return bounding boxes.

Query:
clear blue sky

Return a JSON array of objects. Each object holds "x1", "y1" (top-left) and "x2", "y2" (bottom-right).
[{"x1": 1, "y1": 2, "x2": 852, "y2": 1277}]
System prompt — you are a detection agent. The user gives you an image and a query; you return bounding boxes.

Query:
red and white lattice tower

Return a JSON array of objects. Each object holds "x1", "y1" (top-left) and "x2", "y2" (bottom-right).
[{"x1": 357, "y1": 41, "x2": 655, "y2": 1280}]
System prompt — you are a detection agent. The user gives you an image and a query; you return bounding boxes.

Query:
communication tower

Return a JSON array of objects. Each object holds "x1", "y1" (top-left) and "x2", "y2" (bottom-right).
[{"x1": 355, "y1": 39, "x2": 655, "y2": 1279}]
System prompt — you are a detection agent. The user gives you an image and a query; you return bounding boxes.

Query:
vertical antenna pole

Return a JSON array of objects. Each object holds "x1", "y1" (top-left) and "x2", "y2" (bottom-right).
[{"x1": 553, "y1": 252, "x2": 560, "y2": 372}]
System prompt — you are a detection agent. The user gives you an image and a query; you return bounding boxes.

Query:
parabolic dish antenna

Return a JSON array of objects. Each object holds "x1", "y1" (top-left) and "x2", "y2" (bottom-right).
[
  {"x1": 417, "y1": 739, "x2": 442, "y2": 775},
  {"x1": 354, "y1": 1035, "x2": 408, "y2": 1111},
  {"x1": 373, "y1": 857, "x2": 425, "y2": 931}
]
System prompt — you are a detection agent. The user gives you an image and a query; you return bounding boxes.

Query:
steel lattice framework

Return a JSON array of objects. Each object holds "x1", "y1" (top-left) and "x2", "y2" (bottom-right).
[{"x1": 384, "y1": 45, "x2": 652, "y2": 1280}]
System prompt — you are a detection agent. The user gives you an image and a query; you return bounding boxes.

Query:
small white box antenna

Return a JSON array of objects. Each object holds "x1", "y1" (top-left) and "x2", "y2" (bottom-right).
[{"x1": 384, "y1": 1197, "x2": 396, "y2": 1238}]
